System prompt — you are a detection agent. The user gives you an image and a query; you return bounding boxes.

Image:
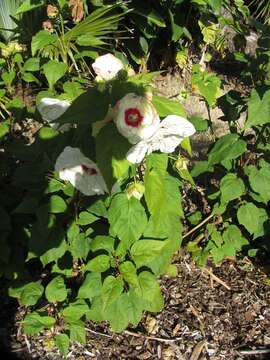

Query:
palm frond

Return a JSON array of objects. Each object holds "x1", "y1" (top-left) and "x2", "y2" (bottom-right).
[
  {"x1": 249, "y1": 0, "x2": 270, "y2": 24},
  {"x1": 0, "y1": 0, "x2": 22, "y2": 41}
]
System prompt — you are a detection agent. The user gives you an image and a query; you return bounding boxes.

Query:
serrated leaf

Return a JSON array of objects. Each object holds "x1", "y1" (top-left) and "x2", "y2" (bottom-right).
[
  {"x1": 237, "y1": 203, "x2": 263, "y2": 235},
  {"x1": 85, "y1": 255, "x2": 110, "y2": 273},
  {"x1": 90, "y1": 235, "x2": 115, "y2": 254},
  {"x1": 68, "y1": 320, "x2": 86, "y2": 344},
  {"x1": 45, "y1": 276, "x2": 67, "y2": 303},
  {"x1": 78, "y1": 273, "x2": 102, "y2": 299},
  {"x1": 77, "y1": 211, "x2": 99, "y2": 225},
  {"x1": 108, "y1": 193, "x2": 147, "y2": 247},
  {"x1": 208, "y1": 134, "x2": 246, "y2": 165},
  {"x1": 246, "y1": 88, "x2": 270, "y2": 128},
  {"x1": 130, "y1": 240, "x2": 167, "y2": 268},
  {"x1": 96, "y1": 123, "x2": 131, "y2": 189},
  {"x1": 31, "y1": 30, "x2": 57, "y2": 56},
  {"x1": 49, "y1": 195, "x2": 67, "y2": 213},
  {"x1": 62, "y1": 300, "x2": 89, "y2": 320},
  {"x1": 43, "y1": 60, "x2": 67, "y2": 90},
  {"x1": 101, "y1": 276, "x2": 123, "y2": 311},
  {"x1": 248, "y1": 166, "x2": 270, "y2": 204},
  {"x1": 119, "y1": 261, "x2": 139, "y2": 288},
  {"x1": 136, "y1": 271, "x2": 164, "y2": 312},
  {"x1": 152, "y1": 95, "x2": 186, "y2": 117},
  {"x1": 69, "y1": 233, "x2": 91, "y2": 260},
  {"x1": 55, "y1": 334, "x2": 69, "y2": 356},
  {"x1": 220, "y1": 173, "x2": 245, "y2": 203},
  {"x1": 22, "y1": 313, "x2": 55, "y2": 335},
  {"x1": 20, "y1": 282, "x2": 44, "y2": 306}
]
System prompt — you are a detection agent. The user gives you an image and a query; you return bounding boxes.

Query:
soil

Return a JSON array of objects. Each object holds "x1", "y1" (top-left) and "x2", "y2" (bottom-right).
[{"x1": 1, "y1": 254, "x2": 270, "y2": 360}]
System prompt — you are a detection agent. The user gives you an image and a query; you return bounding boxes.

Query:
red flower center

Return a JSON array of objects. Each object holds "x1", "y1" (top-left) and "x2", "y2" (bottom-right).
[
  {"x1": 124, "y1": 108, "x2": 143, "y2": 127},
  {"x1": 81, "y1": 164, "x2": 98, "y2": 175}
]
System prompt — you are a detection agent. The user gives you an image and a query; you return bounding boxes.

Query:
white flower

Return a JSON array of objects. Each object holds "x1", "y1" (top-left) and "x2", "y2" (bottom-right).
[
  {"x1": 126, "y1": 115, "x2": 196, "y2": 164},
  {"x1": 92, "y1": 53, "x2": 124, "y2": 81},
  {"x1": 114, "y1": 93, "x2": 160, "y2": 144},
  {"x1": 37, "y1": 98, "x2": 70, "y2": 132},
  {"x1": 55, "y1": 147, "x2": 108, "y2": 196}
]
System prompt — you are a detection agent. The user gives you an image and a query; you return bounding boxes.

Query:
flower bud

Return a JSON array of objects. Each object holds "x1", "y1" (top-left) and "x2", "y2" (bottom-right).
[
  {"x1": 47, "y1": 4, "x2": 59, "y2": 18},
  {"x1": 126, "y1": 182, "x2": 145, "y2": 200}
]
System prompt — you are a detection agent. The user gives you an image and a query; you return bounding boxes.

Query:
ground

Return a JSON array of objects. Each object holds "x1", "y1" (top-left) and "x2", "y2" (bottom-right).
[{"x1": 1, "y1": 253, "x2": 270, "y2": 360}]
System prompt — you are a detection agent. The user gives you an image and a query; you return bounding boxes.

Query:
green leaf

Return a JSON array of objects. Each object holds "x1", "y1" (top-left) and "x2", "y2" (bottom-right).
[
  {"x1": 220, "y1": 173, "x2": 245, "y2": 203},
  {"x1": 101, "y1": 276, "x2": 123, "y2": 311},
  {"x1": 85, "y1": 255, "x2": 110, "y2": 273},
  {"x1": 248, "y1": 166, "x2": 270, "y2": 204},
  {"x1": 134, "y1": 9, "x2": 166, "y2": 27},
  {"x1": 45, "y1": 179, "x2": 63, "y2": 194},
  {"x1": 136, "y1": 271, "x2": 164, "y2": 312},
  {"x1": 38, "y1": 126, "x2": 58, "y2": 140},
  {"x1": 55, "y1": 334, "x2": 69, "y2": 357},
  {"x1": 192, "y1": 65, "x2": 221, "y2": 107},
  {"x1": 57, "y1": 87, "x2": 110, "y2": 125},
  {"x1": 108, "y1": 193, "x2": 147, "y2": 248},
  {"x1": 43, "y1": 60, "x2": 68, "y2": 90},
  {"x1": 20, "y1": 282, "x2": 44, "y2": 306},
  {"x1": 103, "y1": 293, "x2": 130, "y2": 332},
  {"x1": 16, "y1": 0, "x2": 43, "y2": 14},
  {"x1": 22, "y1": 58, "x2": 40, "y2": 72},
  {"x1": 45, "y1": 276, "x2": 67, "y2": 303},
  {"x1": 68, "y1": 320, "x2": 86, "y2": 344},
  {"x1": 0, "y1": 121, "x2": 9, "y2": 139},
  {"x1": 87, "y1": 199, "x2": 107, "y2": 217},
  {"x1": 78, "y1": 273, "x2": 102, "y2": 299},
  {"x1": 237, "y1": 203, "x2": 262, "y2": 235},
  {"x1": 77, "y1": 211, "x2": 99, "y2": 225},
  {"x1": 31, "y1": 30, "x2": 57, "y2": 56},
  {"x1": 139, "y1": 36, "x2": 149, "y2": 54},
  {"x1": 222, "y1": 225, "x2": 248, "y2": 253},
  {"x1": 152, "y1": 95, "x2": 186, "y2": 117},
  {"x1": 69, "y1": 233, "x2": 91, "y2": 260},
  {"x1": 119, "y1": 261, "x2": 139, "y2": 288},
  {"x1": 49, "y1": 195, "x2": 67, "y2": 213},
  {"x1": 246, "y1": 88, "x2": 270, "y2": 128},
  {"x1": 90, "y1": 235, "x2": 115, "y2": 254},
  {"x1": 22, "y1": 313, "x2": 56, "y2": 335},
  {"x1": 22, "y1": 72, "x2": 39, "y2": 84},
  {"x1": 131, "y1": 240, "x2": 167, "y2": 268},
  {"x1": 96, "y1": 123, "x2": 131, "y2": 189},
  {"x1": 208, "y1": 134, "x2": 246, "y2": 165},
  {"x1": 62, "y1": 300, "x2": 89, "y2": 320}
]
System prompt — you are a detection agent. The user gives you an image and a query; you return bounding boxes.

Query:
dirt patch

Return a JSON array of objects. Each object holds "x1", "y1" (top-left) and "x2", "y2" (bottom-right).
[{"x1": 3, "y1": 255, "x2": 270, "y2": 360}]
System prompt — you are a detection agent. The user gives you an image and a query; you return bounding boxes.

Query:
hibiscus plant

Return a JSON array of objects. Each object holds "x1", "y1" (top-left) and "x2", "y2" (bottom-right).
[{"x1": 6, "y1": 53, "x2": 195, "y2": 354}]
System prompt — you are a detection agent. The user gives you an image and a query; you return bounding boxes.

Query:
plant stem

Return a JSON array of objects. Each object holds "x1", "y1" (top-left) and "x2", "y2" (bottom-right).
[{"x1": 183, "y1": 213, "x2": 214, "y2": 239}]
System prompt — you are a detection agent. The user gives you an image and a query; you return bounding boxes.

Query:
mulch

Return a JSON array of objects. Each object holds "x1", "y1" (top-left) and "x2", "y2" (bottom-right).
[{"x1": 1, "y1": 253, "x2": 270, "y2": 360}]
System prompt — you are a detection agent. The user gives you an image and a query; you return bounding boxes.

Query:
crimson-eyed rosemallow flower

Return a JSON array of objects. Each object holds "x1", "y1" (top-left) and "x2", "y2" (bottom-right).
[
  {"x1": 92, "y1": 53, "x2": 124, "y2": 81},
  {"x1": 55, "y1": 147, "x2": 108, "y2": 196},
  {"x1": 37, "y1": 98, "x2": 70, "y2": 132},
  {"x1": 114, "y1": 93, "x2": 160, "y2": 144},
  {"x1": 126, "y1": 115, "x2": 196, "y2": 164}
]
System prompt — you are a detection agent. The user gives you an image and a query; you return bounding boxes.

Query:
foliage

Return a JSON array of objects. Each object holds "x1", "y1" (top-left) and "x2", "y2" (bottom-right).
[{"x1": 0, "y1": 0, "x2": 270, "y2": 357}]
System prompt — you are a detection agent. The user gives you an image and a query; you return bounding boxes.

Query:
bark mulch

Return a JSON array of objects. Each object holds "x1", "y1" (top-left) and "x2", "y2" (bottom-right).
[{"x1": 1, "y1": 254, "x2": 270, "y2": 360}]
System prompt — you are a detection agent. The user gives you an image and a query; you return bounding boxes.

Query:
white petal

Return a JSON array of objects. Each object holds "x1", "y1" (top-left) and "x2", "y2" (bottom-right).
[
  {"x1": 126, "y1": 141, "x2": 149, "y2": 164},
  {"x1": 38, "y1": 98, "x2": 70, "y2": 122},
  {"x1": 159, "y1": 115, "x2": 196, "y2": 138},
  {"x1": 92, "y1": 53, "x2": 124, "y2": 81},
  {"x1": 55, "y1": 146, "x2": 108, "y2": 196}
]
